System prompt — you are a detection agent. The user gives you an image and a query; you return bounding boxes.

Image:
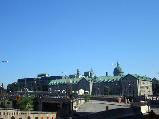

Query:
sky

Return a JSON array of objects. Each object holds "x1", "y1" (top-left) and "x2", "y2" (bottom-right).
[{"x1": 0, "y1": 0, "x2": 159, "y2": 85}]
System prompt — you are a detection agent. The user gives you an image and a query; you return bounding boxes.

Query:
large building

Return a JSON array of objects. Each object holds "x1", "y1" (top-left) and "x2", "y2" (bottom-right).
[
  {"x1": 7, "y1": 74, "x2": 63, "y2": 92},
  {"x1": 49, "y1": 77, "x2": 93, "y2": 95},
  {"x1": 92, "y1": 76, "x2": 123, "y2": 95},
  {"x1": 121, "y1": 74, "x2": 153, "y2": 97},
  {"x1": 49, "y1": 63, "x2": 153, "y2": 97},
  {"x1": 7, "y1": 63, "x2": 153, "y2": 98}
]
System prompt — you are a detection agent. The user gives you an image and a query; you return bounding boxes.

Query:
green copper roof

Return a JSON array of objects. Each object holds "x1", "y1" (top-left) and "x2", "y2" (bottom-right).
[
  {"x1": 49, "y1": 77, "x2": 92, "y2": 85},
  {"x1": 48, "y1": 74, "x2": 151, "y2": 86},
  {"x1": 95, "y1": 76, "x2": 123, "y2": 83},
  {"x1": 127, "y1": 74, "x2": 151, "y2": 81}
]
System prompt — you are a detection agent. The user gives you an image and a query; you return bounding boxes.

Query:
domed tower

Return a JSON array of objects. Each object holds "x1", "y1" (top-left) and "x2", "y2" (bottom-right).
[{"x1": 113, "y1": 62, "x2": 124, "y2": 76}]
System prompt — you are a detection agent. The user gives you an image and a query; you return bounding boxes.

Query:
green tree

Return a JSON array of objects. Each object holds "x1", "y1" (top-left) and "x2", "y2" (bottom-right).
[
  {"x1": 18, "y1": 96, "x2": 34, "y2": 111},
  {"x1": 33, "y1": 97, "x2": 39, "y2": 111},
  {"x1": 84, "y1": 94, "x2": 90, "y2": 102}
]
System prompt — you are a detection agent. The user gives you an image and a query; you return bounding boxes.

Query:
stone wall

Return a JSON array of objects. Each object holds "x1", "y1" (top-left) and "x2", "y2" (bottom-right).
[
  {"x1": 0, "y1": 109, "x2": 56, "y2": 119},
  {"x1": 73, "y1": 99, "x2": 85, "y2": 111}
]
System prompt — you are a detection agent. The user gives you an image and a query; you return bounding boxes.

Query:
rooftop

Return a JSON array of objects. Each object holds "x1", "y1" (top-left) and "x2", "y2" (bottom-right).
[{"x1": 49, "y1": 77, "x2": 92, "y2": 85}]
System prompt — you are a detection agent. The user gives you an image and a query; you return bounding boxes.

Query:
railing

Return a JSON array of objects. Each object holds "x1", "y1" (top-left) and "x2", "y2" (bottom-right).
[{"x1": 0, "y1": 108, "x2": 57, "y2": 114}]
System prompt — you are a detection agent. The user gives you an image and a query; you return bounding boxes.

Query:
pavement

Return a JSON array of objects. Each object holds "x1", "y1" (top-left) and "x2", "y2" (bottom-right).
[
  {"x1": 77, "y1": 100, "x2": 130, "y2": 113},
  {"x1": 151, "y1": 108, "x2": 159, "y2": 115}
]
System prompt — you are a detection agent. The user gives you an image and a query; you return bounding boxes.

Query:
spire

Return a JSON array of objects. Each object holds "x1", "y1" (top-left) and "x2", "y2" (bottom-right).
[
  {"x1": 76, "y1": 69, "x2": 80, "y2": 78},
  {"x1": 117, "y1": 62, "x2": 119, "y2": 67},
  {"x1": 90, "y1": 68, "x2": 94, "y2": 78},
  {"x1": 90, "y1": 68, "x2": 93, "y2": 72}
]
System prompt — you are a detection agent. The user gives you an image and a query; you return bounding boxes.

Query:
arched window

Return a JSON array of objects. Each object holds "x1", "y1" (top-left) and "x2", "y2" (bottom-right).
[
  {"x1": 28, "y1": 116, "x2": 31, "y2": 119},
  {"x1": 11, "y1": 116, "x2": 15, "y2": 119}
]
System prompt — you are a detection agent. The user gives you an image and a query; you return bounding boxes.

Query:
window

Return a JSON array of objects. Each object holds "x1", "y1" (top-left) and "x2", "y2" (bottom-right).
[{"x1": 11, "y1": 116, "x2": 15, "y2": 119}]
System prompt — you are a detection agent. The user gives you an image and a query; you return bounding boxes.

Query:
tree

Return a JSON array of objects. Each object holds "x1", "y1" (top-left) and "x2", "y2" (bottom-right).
[
  {"x1": 33, "y1": 97, "x2": 39, "y2": 111},
  {"x1": 7, "y1": 82, "x2": 19, "y2": 92},
  {"x1": 18, "y1": 96, "x2": 34, "y2": 111},
  {"x1": 84, "y1": 94, "x2": 90, "y2": 102}
]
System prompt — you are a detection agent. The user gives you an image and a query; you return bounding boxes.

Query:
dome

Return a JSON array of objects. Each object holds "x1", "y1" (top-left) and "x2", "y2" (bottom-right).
[{"x1": 113, "y1": 62, "x2": 124, "y2": 76}]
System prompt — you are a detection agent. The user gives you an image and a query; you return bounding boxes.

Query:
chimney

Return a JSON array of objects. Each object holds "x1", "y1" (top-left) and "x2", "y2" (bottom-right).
[
  {"x1": 106, "y1": 72, "x2": 108, "y2": 76},
  {"x1": 1, "y1": 83, "x2": 3, "y2": 88}
]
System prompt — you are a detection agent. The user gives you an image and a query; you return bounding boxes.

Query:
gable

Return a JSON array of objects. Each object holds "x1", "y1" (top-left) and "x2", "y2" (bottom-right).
[
  {"x1": 78, "y1": 78, "x2": 89, "y2": 84},
  {"x1": 122, "y1": 74, "x2": 138, "y2": 81}
]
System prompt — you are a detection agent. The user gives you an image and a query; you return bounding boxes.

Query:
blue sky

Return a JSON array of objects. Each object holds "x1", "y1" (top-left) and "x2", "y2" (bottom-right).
[{"x1": 0, "y1": 0, "x2": 159, "y2": 85}]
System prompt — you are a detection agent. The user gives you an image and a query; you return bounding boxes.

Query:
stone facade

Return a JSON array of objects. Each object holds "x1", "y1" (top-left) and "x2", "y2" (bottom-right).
[
  {"x1": 49, "y1": 64, "x2": 125, "y2": 96},
  {"x1": 7, "y1": 63, "x2": 153, "y2": 98},
  {"x1": 49, "y1": 77, "x2": 93, "y2": 95},
  {"x1": 92, "y1": 76, "x2": 123, "y2": 95},
  {"x1": 0, "y1": 109, "x2": 56, "y2": 119},
  {"x1": 121, "y1": 74, "x2": 153, "y2": 97},
  {"x1": 152, "y1": 78, "x2": 159, "y2": 95},
  {"x1": 7, "y1": 74, "x2": 63, "y2": 92},
  {"x1": 45, "y1": 64, "x2": 153, "y2": 97},
  {"x1": 49, "y1": 76, "x2": 124, "y2": 96}
]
